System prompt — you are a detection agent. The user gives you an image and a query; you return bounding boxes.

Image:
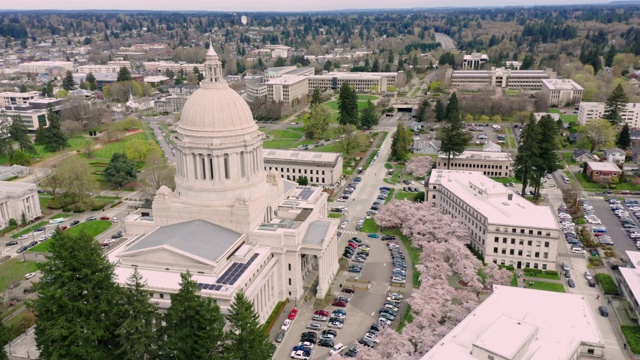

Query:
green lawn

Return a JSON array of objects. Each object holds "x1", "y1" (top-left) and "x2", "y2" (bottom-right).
[
  {"x1": 92, "y1": 132, "x2": 149, "y2": 160},
  {"x1": 39, "y1": 194, "x2": 53, "y2": 212},
  {"x1": 549, "y1": 109, "x2": 578, "y2": 123},
  {"x1": 267, "y1": 129, "x2": 304, "y2": 139},
  {"x1": 574, "y1": 171, "x2": 640, "y2": 191},
  {"x1": 361, "y1": 218, "x2": 379, "y2": 233},
  {"x1": 621, "y1": 326, "x2": 640, "y2": 354},
  {"x1": 491, "y1": 176, "x2": 522, "y2": 185},
  {"x1": 523, "y1": 269, "x2": 561, "y2": 280},
  {"x1": 0, "y1": 258, "x2": 38, "y2": 292},
  {"x1": 311, "y1": 142, "x2": 342, "y2": 153},
  {"x1": 396, "y1": 191, "x2": 419, "y2": 201},
  {"x1": 12, "y1": 221, "x2": 49, "y2": 239},
  {"x1": 385, "y1": 188, "x2": 395, "y2": 204},
  {"x1": 263, "y1": 139, "x2": 299, "y2": 149},
  {"x1": 357, "y1": 95, "x2": 378, "y2": 101},
  {"x1": 328, "y1": 213, "x2": 343, "y2": 219},
  {"x1": 325, "y1": 100, "x2": 372, "y2": 111},
  {"x1": 50, "y1": 213, "x2": 71, "y2": 220},
  {"x1": 526, "y1": 280, "x2": 565, "y2": 293},
  {"x1": 28, "y1": 220, "x2": 112, "y2": 253}
]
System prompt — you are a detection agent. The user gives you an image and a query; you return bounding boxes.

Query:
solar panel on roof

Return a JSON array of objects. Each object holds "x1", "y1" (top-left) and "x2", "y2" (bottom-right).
[
  {"x1": 197, "y1": 283, "x2": 205, "y2": 288},
  {"x1": 214, "y1": 285, "x2": 222, "y2": 291}
]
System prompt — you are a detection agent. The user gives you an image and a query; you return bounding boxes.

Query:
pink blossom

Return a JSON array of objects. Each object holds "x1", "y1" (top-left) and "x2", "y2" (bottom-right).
[{"x1": 405, "y1": 157, "x2": 432, "y2": 178}]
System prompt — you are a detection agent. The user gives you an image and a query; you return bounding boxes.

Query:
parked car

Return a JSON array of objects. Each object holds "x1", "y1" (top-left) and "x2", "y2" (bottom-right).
[
  {"x1": 367, "y1": 233, "x2": 379, "y2": 239},
  {"x1": 288, "y1": 308, "x2": 299, "y2": 320},
  {"x1": 24, "y1": 272, "x2": 37, "y2": 280},
  {"x1": 5, "y1": 240, "x2": 18, "y2": 246},
  {"x1": 85, "y1": 216, "x2": 97, "y2": 222},
  {"x1": 567, "y1": 279, "x2": 576, "y2": 288},
  {"x1": 70, "y1": 220, "x2": 80, "y2": 226},
  {"x1": 275, "y1": 330, "x2": 286, "y2": 343},
  {"x1": 598, "y1": 306, "x2": 609, "y2": 317},
  {"x1": 100, "y1": 216, "x2": 110, "y2": 220},
  {"x1": 329, "y1": 343, "x2": 346, "y2": 355},
  {"x1": 281, "y1": 319, "x2": 292, "y2": 331},
  {"x1": 306, "y1": 323, "x2": 322, "y2": 331}
]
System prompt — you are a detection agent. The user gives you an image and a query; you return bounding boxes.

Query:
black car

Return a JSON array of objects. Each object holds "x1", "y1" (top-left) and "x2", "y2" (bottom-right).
[
  {"x1": 567, "y1": 279, "x2": 576, "y2": 288},
  {"x1": 358, "y1": 338, "x2": 375, "y2": 348},
  {"x1": 16, "y1": 245, "x2": 28, "y2": 253},
  {"x1": 598, "y1": 306, "x2": 609, "y2": 317},
  {"x1": 318, "y1": 339, "x2": 334, "y2": 348},
  {"x1": 70, "y1": 220, "x2": 80, "y2": 226},
  {"x1": 345, "y1": 346, "x2": 359, "y2": 358},
  {"x1": 27, "y1": 241, "x2": 38, "y2": 248},
  {"x1": 342, "y1": 252, "x2": 354, "y2": 259},
  {"x1": 5, "y1": 240, "x2": 18, "y2": 246},
  {"x1": 111, "y1": 231, "x2": 123, "y2": 239}
]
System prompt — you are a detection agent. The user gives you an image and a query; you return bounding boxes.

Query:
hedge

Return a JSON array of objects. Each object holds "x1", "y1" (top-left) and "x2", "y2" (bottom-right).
[
  {"x1": 262, "y1": 300, "x2": 288, "y2": 336},
  {"x1": 622, "y1": 326, "x2": 640, "y2": 354},
  {"x1": 595, "y1": 273, "x2": 620, "y2": 295}
]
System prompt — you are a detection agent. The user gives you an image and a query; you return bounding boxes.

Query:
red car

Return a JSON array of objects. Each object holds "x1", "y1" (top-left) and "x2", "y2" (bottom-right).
[
  {"x1": 332, "y1": 300, "x2": 347, "y2": 307},
  {"x1": 347, "y1": 242, "x2": 358, "y2": 249},
  {"x1": 342, "y1": 287, "x2": 355, "y2": 294},
  {"x1": 60, "y1": 226, "x2": 68, "y2": 231},
  {"x1": 288, "y1": 308, "x2": 299, "y2": 320},
  {"x1": 100, "y1": 216, "x2": 110, "y2": 221},
  {"x1": 314, "y1": 309, "x2": 329, "y2": 317}
]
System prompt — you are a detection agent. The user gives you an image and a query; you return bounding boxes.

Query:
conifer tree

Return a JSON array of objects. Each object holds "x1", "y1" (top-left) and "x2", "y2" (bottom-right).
[
  {"x1": 604, "y1": 83, "x2": 629, "y2": 126},
  {"x1": 117, "y1": 66, "x2": 133, "y2": 82},
  {"x1": 434, "y1": 99, "x2": 445, "y2": 122},
  {"x1": 337, "y1": 82, "x2": 358, "y2": 126},
  {"x1": 116, "y1": 269, "x2": 159, "y2": 360},
  {"x1": 359, "y1": 100, "x2": 378, "y2": 129},
  {"x1": 158, "y1": 272, "x2": 225, "y2": 359},
  {"x1": 33, "y1": 230, "x2": 125, "y2": 359},
  {"x1": 85, "y1": 72, "x2": 97, "y2": 91},
  {"x1": 0, "y1": 308, "x2": 9, "y2": 360},
  {"x1": 616, "y1": 123, "x2": 631, "y2": 150},
  {"x1": 436, "y1": 93, "x2": 469, "y2": 169},
  {"x1": 514, "y1": 115, "x2": 541, "y2": 196},
  {"x1": 533, "y1": 115, "x2": 562, "y2": 199},
  {"x1": 224, "y1": 292, "x2": 272, "y2": 360},
  {"x1": 35, "y1": 105, "x2": 68, "y2": 152},
  {"x1": 310, "y1": 87, "x2": 322, "y2": 106},
  {"x1": 62, "y1": 70, "x2": 76, "y2": 91},
  {"x1": 391, "y1": 123, "x2": 412, "y2": 161}
]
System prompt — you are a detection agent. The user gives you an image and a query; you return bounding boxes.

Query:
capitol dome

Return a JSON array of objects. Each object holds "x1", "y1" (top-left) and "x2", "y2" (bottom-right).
[{"x1": 179, "y1": 81, "x2": 256, "y2": 133}]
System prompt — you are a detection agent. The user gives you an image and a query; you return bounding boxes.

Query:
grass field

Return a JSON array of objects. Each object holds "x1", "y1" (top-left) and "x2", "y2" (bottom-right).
[
  {"x1": 267, "y1": 129, "x2": 304, "y2": 139},
  {"x1": 361, "y1": 218, "x2": 379, "y2": 233},
  {"x1": 263, "y1": 139, "x2": 299, "y2": 149},
  {"x1": 526, "y1": 280, "x2": 565, "y2": 293},
  {"x1": 395, "y1": 191, "x2": 419, "y2": 201},
  {"x1": 357, "y1": 95, "x2": 378, "y2": 101},
  {"x1": 39, "y1": 194, "x2": 53, "y2": 212},
  {"x1": 0, "y1": 258, "x2": 38, "y2": 292},
  {"x1": 311, "y1": 142, "x2": 342, "y2": 153},
  {"x1": 325, "y1": 100, "x2": 372, "y2": 111},
  {"x1": 410, "y1": 87, "x2": 422, "y2": 97},
  {"x1": 549, "y1": 109, "x2": 579, "y2": 123},
  {"x1": 28, "y1": 220, "x2": 112, "y2": 253},
  {"x1": 92, "y1": 132, "x2": 149, "y2": 160},
  {"x1": 51, "y1": 213, "x2": 71, "y2": 220}
]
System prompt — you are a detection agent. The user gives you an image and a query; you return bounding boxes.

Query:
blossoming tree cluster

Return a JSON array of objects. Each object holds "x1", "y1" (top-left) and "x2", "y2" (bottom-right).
[
  {"x1": 404, "y1": 156, "x2": 432, "y2": 178},
  {"x1": 352, "y1": 200, "x2": 512, "y2": 359}
]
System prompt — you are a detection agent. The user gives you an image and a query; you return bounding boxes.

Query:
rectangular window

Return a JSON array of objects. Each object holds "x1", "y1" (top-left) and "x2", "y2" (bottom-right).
[
  {"x1": 527, "y1": 241, "x2": 532, "y2": 246},
  {"x1": 288, "y1": 278, "x2": 292, "y2": 286},
  {"x1": 544, "y1": 242, "x2": 549, "y2": 247},
  {"x1": 501, "y1": 249, "x2": 506, "y2": 254},
  {"x1": 240, "y1": 152, "x2": 246, "y2": 178},
  {"x1": 288, "y1": 263, "x2": 291, "y2": 271},
  {"x1": 511, "y1": 239, "x2": 515, "y2": 244},
  {"x1": 526, "y1": 251, "x2": 531, "y2": 257},
  {"x1": 542, "y1": 264, "x2": 547, "y2": 270},
  {"x1": 537, "y1": 231, "x2": 542, "y2": 236},
  {"x1": 494, "y1": 237, "x2": 499, "y2": 243},
  {"x1": 201, "y1": 156, "x2": 206, "y2": 179},
  {"x1": 493, "y1": 247, "x2": 498, "y2": 254},
  {"x1": 529, "y1": 230, "x2": 533, "y2": 235},
  {"x1": 518, "y1": 250, "x2": 523, "y2": 256},
  {"x1": 510, "y1": 249, "x2": 514, "y2": 255},
  {"x1": 519, "y1": 240, "x2": 524, "y2": 245},
  {"x1": 543, "y1": 252, "x2": 548, "y2": 259},
  {"x1": 502, "y1": 238, "x2": 507, "y2": 244},
  {"x1": 209, "y1": 157, "x2": 214, "y2": 179},
  {"x1": 534, "y1": 252, "x2": 540, "y2": 258}
]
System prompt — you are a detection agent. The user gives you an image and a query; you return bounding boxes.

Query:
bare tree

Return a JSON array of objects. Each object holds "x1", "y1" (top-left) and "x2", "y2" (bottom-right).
[{"x1": 141, "y1": 152, "x2": 175, "y2": 195}]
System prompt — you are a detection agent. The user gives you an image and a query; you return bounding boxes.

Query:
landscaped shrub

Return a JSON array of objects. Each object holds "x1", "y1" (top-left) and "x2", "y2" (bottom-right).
[
  {"x1": 498, "y1": 264, "x2": 515, "y2": 271},
  {"x1": 465, "y1": 244, "x2": 484, "y2": 262},
  {"x1": 589, "y1": 257, "x2": 604, "y2": 267},
  {"x1": 595, "y1": 273, "x2": 620, "y2": 295},
  {"x1": 621, "y1": 326, "x2": 640, "y2": 354}
]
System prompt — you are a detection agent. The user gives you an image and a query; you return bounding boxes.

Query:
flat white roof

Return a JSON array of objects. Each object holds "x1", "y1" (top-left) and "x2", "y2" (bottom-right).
[
  {"x1": 421, "y1": 285, "x2": 604, "y2": 360},
  {"x1": 438, "y1": 150, "x2": 511, "y2": 161},
  {"x1": 264, "y1": 149, "x2": 341, "y2": 164},
  {"x1": 310, "y1": 71, "x2": 397, "y2": 80},
  {"x1": 542, "y1": 79, "x2": 584, "y2": 91},
  {"x1": 429, "y1": 170, "x2": 557, "y2": 229},
  {"x1": 586, "y1": 161, "x2": 621, "y2": 172},
  {"x1": 620, "y1": 251, "x2": 640, "y2": 309},
  {"x1": 265, "y1": 75, "x2": 308, "y2": 85}
]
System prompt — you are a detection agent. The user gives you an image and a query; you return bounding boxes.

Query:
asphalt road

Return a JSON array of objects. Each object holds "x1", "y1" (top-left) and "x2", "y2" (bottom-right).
[{"x1": 434, "y1": 32, "x2": 457, "y2": 50}]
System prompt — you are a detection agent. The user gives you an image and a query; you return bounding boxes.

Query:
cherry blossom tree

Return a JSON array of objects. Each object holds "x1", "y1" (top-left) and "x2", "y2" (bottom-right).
[
  {"x1": 405, "y1": 156, "x2": 432, "y2": 178},
  {"x1": 357, "y1": 200, "x2": 512, "y2": 360}
]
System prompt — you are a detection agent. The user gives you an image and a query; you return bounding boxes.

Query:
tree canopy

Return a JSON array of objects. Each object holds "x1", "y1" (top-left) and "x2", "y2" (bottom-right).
[
  {"x1": 616, "y1": 123, "x2": 631, "y2": 150},
  {"x1": 117, "y1": 66, "x2": 133, "y2": 82},
  {"x1": 391, "y1": 123, "x2": 412, "y2": 161},
  {"x1": 35, "y1": 105, "x2": 68, "y2": 152},
  {"x1": 359, "y1": 100, "x2": 379, "y2": 129},
  {"x1": 603, "y1": 83, "x2": 629, "y2": 126},
  {"x1": 104, "y1": 153, "x2": 139, "y2": 187},
  {"x1": 337, "y1": 82, "x2": 359, "y2": 126},
  {"x1": 304, "y1": 104, "x2": 330, "y2": 140},
  {"x1": 436, "y1": 93, "x2": 469, "y2": 169},
  {"x1": 224, "y1": 292, "x2": 272, "y2": 360}
]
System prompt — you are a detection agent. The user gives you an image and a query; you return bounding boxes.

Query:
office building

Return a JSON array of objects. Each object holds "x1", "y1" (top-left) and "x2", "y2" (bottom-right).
[
  {"x1": 266, "y1": 75, "x2": 309, "y2": 104},
  {"x1": 143, "y1": 62, "x2": 205, "y2": 75},
  {"x1": 0, "y1": 182, "x2": 42, "y2": 229},
  {"x1": 619, "y1": 251, "x2": 640, "y2": 324},
  {"x1": 307, "y1": 71, "x2": 398, "y2": 93},
  {"x1": 578, "y1": 102, "x2": 640, "y2": 128},
  {"x1": 19, "y1": 61, "x2": 73, "y2": 75},
  {"x1": 445, "y1": 67, "x2": 556, "y2": 90},
  {"x1": 263, "y1": 149, "x2": 343, "y2": 187},
  {"x1": 436, "y1": 151, "x2": 512, "y2": 177},
  {"x1": 427, "y1": 170, "x2": 560, "y2": 270},
  {"x1": 154, "y1": 95, "x2": 188, "y2": 113},
  {"x1": 462, "y1": 53, "x2": 489, "y2": 70},
  {"x1": 422, "y1": 285, "x2": 605, "y2": 360},
  {"x1": 540, "y1": 79, "x2": 584, "y2": 106}
]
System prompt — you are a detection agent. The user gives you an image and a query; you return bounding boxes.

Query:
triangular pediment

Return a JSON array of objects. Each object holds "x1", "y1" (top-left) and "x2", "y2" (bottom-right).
[{"x1": 119, "y1": 245, "x2": 215, "y2": 267}]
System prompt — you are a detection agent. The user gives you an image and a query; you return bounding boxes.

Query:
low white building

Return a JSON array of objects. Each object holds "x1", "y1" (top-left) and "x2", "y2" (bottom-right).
[
  {"x1": 578, "y1": 102, "x2": 640, "y2": 128},
  {"x1": 265, "y1": 75, "x2": 309, "y2": 105},
  {"x1": 619, "y1": 251, "x2": 640, "y2": 324},
  {"x1": 427, "y1": 170, "x2": 560, "y2": 270},
  {"x1": 19, "y1": 61, "x2": 73, "y2": 75},
  {"x1": 0, "y1": 181, "x2": 42, "y2": 228},
  {"x1": 462, "y1": 53, "x2": 489, "y2": 70},
  {"x1": 540, "y1": 79, "x2": 584, "y2": 107},
  {"x1": 422, "y1": 285, "x2": 605, "y2": 360},
  {"x1": 436, "y1": 151, "x2": 512, "y2": 177},
  {"x1": 263, "y1": 149, "x2": 343, "y2": 187},
  {"x1": 446, "y1": 67, "x2": 556, "y2": 90},
  {"x1": 308, "y1": 71, "x2": 398, "y2": 93}
]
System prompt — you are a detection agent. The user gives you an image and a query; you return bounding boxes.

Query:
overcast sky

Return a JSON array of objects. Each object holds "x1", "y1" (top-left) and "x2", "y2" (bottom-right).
[{"x1": 5, "y1": 0, "x2": 606, "y2": 12}]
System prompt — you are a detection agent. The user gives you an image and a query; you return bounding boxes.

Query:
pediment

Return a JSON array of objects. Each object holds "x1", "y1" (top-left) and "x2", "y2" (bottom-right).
[{"x1": 119, "y1": 246, "x2": 215, "y2": 268}]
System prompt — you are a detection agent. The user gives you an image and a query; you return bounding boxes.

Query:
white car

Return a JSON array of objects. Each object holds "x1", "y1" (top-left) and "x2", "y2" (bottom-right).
[
  {"x1": 585, "y1": 271, "x2": 593, "y2": 281},
  {"x1": 18, "y1": 235, "x2": 28, "y2": 240},
  {"x1": 281, "y1": 319, "x2": 292, "y2": 331},
  {"x1": 328, "y1": 321, "x2": 343, "y2": 329},
  {"x1": 329, "y1": 343, "x2": 346, "y2": 355},
  {"x1": 24, "y1": 272, "x2": 36, "y2": 280},
  {"x1": 111, "y1": 217, "x2": 119, "y2": 223}
]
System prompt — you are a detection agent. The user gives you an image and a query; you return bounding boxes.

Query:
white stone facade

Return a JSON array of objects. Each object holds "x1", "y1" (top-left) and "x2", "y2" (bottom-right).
[
  {"x1": 436, "y1": 151, "x2": 512, "y2": 177},
  {"x1": 263, "y1": 149, "x2": 343, "y2": 187},
  {"x1": 0, "y1": 182, "x2": 41, "y2": 228},
  {"x1": 579, "y1": 101, "x2": 640, "y2": 128}
]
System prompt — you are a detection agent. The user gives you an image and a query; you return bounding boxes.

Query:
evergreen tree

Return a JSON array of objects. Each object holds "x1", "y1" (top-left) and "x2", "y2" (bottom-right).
[
  {"x1": 33, "y1": 230, "x2": 125, "y2": 359},
  {"x1": 85, "y1": 72, "x2": 97, "y2": 91},
  {"x1": 359, "y1": 100, "x2": 378, "y2": 129},
  {"x1": 434, "y1": 99, "x2": 445, "y2": 122},
  {"x1": 62, "y1": 70, "x2": 76, "y2": 91},
  {"x1": 224, "y1": 292, "x2": 272, "y2": 360},
  {"x1": 46, "y1": 81, "x2": 54, "y2": 97},
  {"x1": 371, "y1": 57, "x2": 380, "y2": 72},
  {"x1": 604, "y1": 83, "x2": 629, "y2": 126},
  {"x1": 117, "y1": 66, "x2": 133, "y2": 82},
  {"x1": 116, "y1": 269, "x2": 158, "y2": 360},
  {"x1": 104, "y1": 153, "x2": 139, "y2": 187},
  {"x1": 158, "y1": 272, "x2": 225, "y2": 359},
  {"x1": 310, "y1": 87, "x2": 322, "y2": 106},
  {"x1": 534, "y1": 115, "x2": 562, "y2": 199},
  {"x1": 304, "y1": 104, "x2": 330, "y2": 139},
  {"x1": 337, "y1": 82, "x2": 358, "y2": 126},
  {"x1": 274, "y1": 57, "x2": 286, "y2": 67},
  {"x1": 605, "y1": 45, "x2": 616, "y2": 68},
  {"x1": 521, "y1": 53, "x2": 535, "y2": 70},
  {"x1": 391, "y1": 123, "x2": 412, "y2": 161},
  {"x1": 616, "y1": 123, "x2": 632, "y2": 150},
  {"x1": 417, "y1": 99, "x2": 430, "y2": 122},
  {"x1": 436, "y1": 93, "x2": 469, "y2": 169},
  {"x1": 19, "y1": 83, "x2": 28, "y2": 93},
  {"x1": 9, "y1": 115, "x2": 36, "y2": 154},
  {"x1": 514, "y1": 115, "x2": 541, "y2": 196},
  {"x1": 35, "y1": 105, "x2": 68, "y2": 152}
]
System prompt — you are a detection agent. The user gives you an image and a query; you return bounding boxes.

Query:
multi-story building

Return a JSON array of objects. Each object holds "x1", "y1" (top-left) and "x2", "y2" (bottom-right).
[
  {"x1": 143, "y1": 62, "x2": 205, "y2": 75},
  {"x1": 540, "y1": 79, "x2": 584, "y2": 106},
  {"x1": 246, "y1": 80, "x2": 267, "y2": 99},
  {"x1": 263, "y1": 149, "x2": 343, "y2": 187},
  {"x1": 436, "y1": 151, "x2": 512, "y2": 177},
  {"x1": 307, "y1": 71, "x2": 398, "y2": 93},
  {"x1": 619, "y1": 251, "x2": 640, "y2": 324},
  {"x1": 578, "y1": 102, "x2": 640, "y2": 128},
  {"x1": 164, "y1": 84, "x2": 199, "y2": 96},
  {"x1": 426, "y1": 170, "x2": 560, "y2": 270},
  {"x1": 154, "y1": 95, "x2": 188, "y2": 113},
  {"x1": 0, "y1": 93, "x2": 63, "y2": 130},
  {"x1": 18, "y1": 61, "x2": 73, "y2": 75},
  {"x1": 0, "y1": 182, "x2": 41, "y2": 229},
  {"x1": 0, "y1": 92, "x2": 42, "y2": 108},
  {"x1": 265, "y1": 75, "x2": 309, "y2": 104},
  {"x1": 445, "y1": 67, "x2": 556, "y2": 90},
  {"x1": 462, "y1": 53, "x2": 489, "y2": 70},
  {"x1": 77, "y1": 64, "x2": 120, "y2": 74},
  {"x1": 422, "y1": 285, "x2": 605, "y2": 360},
  {"x1": 108, "y1": 60, "x2": 132, "y2": 70}
]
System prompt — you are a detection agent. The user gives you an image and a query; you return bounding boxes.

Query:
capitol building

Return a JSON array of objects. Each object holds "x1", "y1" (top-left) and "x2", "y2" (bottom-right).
[{"x1": 109, "y1": 44, "x2": 339, "y2": 321}]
